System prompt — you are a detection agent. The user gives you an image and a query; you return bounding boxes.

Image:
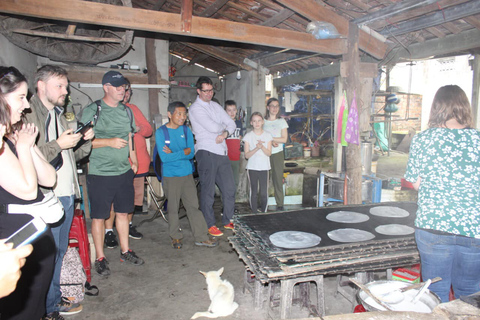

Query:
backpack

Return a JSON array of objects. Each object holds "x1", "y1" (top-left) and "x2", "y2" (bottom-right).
[
  {"x1": 152, "y1": 125, "x2": 194, "y2": 181},
  {"x1": 60, "y1": 247, "x2": 99, "y2": 303},
  {"x1": 93, "y1": 100, "x2": 136, "y2": 149}
]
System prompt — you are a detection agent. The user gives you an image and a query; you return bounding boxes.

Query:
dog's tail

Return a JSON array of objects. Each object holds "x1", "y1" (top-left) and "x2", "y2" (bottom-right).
[{"x1": 191, "y1": 311, "x2": 218, "y2": 319}]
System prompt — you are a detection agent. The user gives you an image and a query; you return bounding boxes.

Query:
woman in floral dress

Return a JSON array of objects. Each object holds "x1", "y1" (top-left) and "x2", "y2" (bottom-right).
[{"x1": 405, "y1": 85, "x2": 480, "y2": 302}]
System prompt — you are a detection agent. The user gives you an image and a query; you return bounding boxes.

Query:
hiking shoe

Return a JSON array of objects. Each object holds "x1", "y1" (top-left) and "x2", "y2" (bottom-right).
[
  {"x1": 58, "y1": 297, "x2": 82, "y2": 315},
  {"x1": 129, "y1": 225, "x2": 143, "y2": 240},
  {"x1": 95, "y1": 257, "x2": 110, "y2": 277},
  {"x1": 104, "y1": 231, "x2": 118, "y2": 248},
  {"x1": 171, "y1": 238, "x2": 182, "y2": 249},
  {"x1": 208, "y1": 226, "x2": 223, "y2": 237},
  {"x1": 195, "y1": 238, "x2": 218, "y2": 248},
  {"x1": 224, "y1": 222, "x2": 234, "y2": 230},
  {"x1": 120, "y1": 249, "x2": 144, "y2": 265},
  {"x1": 42, "y1": 311, "x2": 65, "y2": 320}
]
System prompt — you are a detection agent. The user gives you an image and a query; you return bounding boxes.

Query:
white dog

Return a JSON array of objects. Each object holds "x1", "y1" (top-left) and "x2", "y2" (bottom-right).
[{"x1": 191, "y1": 267, "x2": 239, "y2": 319}]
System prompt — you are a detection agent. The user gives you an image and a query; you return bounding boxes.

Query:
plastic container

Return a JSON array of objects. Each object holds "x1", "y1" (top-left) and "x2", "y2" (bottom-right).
[{"x1": 303, "y1": 147, "x2": 311, "y2": 158}]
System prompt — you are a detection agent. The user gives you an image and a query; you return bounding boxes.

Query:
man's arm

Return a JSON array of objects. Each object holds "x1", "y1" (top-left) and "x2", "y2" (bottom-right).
[
  {"x1": 92, "y1": 137, "x2": 127, "y2": 149},
  {"x1": 189, "y1": 105, "x2": 225, "y2": 134},
  {"x1": 155, "y1": 129, "x2": 189, "y2": 163}
]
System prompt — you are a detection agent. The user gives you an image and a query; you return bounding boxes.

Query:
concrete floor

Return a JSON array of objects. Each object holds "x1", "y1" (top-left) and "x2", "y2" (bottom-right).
[
  {"x1": 69, "y1": 202, "x2": 360, "y2": 320},
  {"x1": 69, "y1": 151, "x2": 411, "y2": 319}
]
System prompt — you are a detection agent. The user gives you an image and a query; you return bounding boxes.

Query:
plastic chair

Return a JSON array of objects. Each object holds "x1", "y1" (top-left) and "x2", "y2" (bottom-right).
[{"x1": 69, "y1": 209, "x2": 91, "y2": 282}]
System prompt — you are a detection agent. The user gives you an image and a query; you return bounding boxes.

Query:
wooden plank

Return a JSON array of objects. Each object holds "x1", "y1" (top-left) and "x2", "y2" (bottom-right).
[
  {"x1": 0, "y1": 0, "x2": 345, "y2": 55},
  {"x1": 66, "y1": 24, "x2": 76, "y2": 35},
  {"x1": 276, "y1": 0, "x2": 388, "y2": 59},
  {"x1": 198, "y1": 0, "x2": 228, "y2": 17},
  {"x1": 352, "y1": 0, "x2": 438, "y2": 25},
  {"x1": 379, "y1": 0, "x2": 480, "y2": 37},
  {"x1": 180, "y1": 0, "x2": 192, "y2": 33},
  {"x1": 11, "y1": 28, "x2": 122, "y2": 43},
  {"x1": 273, "y1": 63, "x2": 341, "y2": 87},
  {"x1": 182, "y1": 42, "x2": 254, "y2": 71},
  {"x1": 386, "y1": 28, "x2": 480, "y2": 64},
  {"x1": 463, "y1": 15, "x2": 480, "y2": 29},
  {"x1": 261, "y1": 8, "x2": 294, "y2": 27},
  {"x1": 62, "y1": 65, "x2": 169, "y2": 85}
]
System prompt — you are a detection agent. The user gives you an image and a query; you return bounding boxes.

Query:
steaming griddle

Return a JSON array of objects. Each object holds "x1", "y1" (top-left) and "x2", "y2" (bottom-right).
[{"x1": 229, "y1": 202, "x2": 420, "y2": 282}]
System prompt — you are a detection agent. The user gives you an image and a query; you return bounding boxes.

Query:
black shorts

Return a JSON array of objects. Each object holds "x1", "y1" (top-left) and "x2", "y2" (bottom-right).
[{"x1": 87, "y1": 170, "x2": 134, "y2": 219}]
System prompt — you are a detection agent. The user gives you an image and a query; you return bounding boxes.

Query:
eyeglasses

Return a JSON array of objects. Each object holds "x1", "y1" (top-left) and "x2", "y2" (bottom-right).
[
  {"x1": 200, "y1": 89, "x2": 214, "y2": 93},
  {"x1": 106, "y1": 84, "x2": 129, "y2": 91}
]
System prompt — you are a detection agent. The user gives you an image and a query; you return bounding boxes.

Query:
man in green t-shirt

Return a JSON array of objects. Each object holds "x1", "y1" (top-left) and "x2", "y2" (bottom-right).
[{"x1": 81, "y1": 71, "x2": 144, "y2": 277}]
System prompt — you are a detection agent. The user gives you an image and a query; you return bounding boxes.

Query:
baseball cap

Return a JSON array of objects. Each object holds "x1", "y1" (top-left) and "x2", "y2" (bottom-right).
[{"x1": 102, "y1": 70, "x2": 128, "y2": 87}]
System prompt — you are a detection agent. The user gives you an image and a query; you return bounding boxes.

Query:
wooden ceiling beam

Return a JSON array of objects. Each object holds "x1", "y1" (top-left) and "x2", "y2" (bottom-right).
[
  {"x1": 181, "y1": 42, "x2": 254, "y2": 71},
  {"x1": 379, "y1": 0, "x2": 480, "y2": 37},
  {"x1": 276, "y1": 0, "x2": 388, "y2": 59},
  {"x1": 353, "y1": 0, "x2": 438, "y2": 25},
  {"x1": 385, "y1": 28, "x2": 480, "y2": 65},
  {"x1": 261, "y1": 8, "x2": 294, "y2": 27},
  {"x1": 198, "y1": 0, "x2": 228, "y2": 17},
  {"x1": 0, "y1": 0, "x2": 345, "y2": 55}
]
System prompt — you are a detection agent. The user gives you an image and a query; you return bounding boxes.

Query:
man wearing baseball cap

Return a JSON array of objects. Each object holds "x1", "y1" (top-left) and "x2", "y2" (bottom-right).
[{"x1": 80, "y1": 70, "x2": 144, "y2": 277}]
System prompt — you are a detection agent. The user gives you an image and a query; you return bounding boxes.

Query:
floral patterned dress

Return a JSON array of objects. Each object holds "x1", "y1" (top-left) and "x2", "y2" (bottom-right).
[{"x1": 405, "y1": 128, "x2": 480, "y2": 238}]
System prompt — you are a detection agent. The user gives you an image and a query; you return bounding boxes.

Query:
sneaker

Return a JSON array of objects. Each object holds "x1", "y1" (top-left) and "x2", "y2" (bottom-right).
[
  {"x1": 134, "y1": 205, "x2": 149, "y2": 215},
  {"x1": 208, "y1": 226, "x2": 223, "y2": 237},
  {"x1": 195, "y1": 238, "x2": 218, "y2": 247},
  {"x1": 42, "y1": 311, "x2": 65, "y2": 320},
  {"x1": 224, "y1": 222, "x2": 234, "y2": 230},
  {"x1": 120, "y1": 249, "x2": 144, "y2": 265},
  {"x1": 58, "y1": 297, "x2": 82, "y2": 315},
  {"x1": 104, "y1": 231, "x2": 118, "y2": 248},
  {"x1": 95, "y1": 257, "x2": 110, "y2": 277},
  {"x1": 129, "y1": 225, "x2": 143, "y2": 240},
  {"x1": 171, "y1": 238, "x2": 182, "y2": 249}
]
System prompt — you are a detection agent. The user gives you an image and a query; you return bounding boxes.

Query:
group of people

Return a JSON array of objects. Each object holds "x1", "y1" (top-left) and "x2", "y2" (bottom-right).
[
  {"x1": 0, "y1": 67, "x2": 290, "y2": 319},
  {"x1": 0, "y1": 66, "x2": 155, "y2": 320}
]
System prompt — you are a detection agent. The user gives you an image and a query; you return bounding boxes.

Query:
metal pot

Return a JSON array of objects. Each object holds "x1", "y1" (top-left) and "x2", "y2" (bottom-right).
[{"x1": 357, "y1": 280, "x2": 441, "y2": 313}]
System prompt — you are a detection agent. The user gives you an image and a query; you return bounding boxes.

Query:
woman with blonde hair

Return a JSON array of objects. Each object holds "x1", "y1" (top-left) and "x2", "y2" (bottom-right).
[{"x1": 405, "y1": 85, "x2": 480, "y2": 302}]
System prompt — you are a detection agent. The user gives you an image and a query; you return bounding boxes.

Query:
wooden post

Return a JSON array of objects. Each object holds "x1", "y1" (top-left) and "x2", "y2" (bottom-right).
[
  {"x1": 342, "y1": 22, "x2": 362, "y2": 205},
  {"x1": 472, "y1": 54, "x2": 480, "y2": 129},
  {"x1": 145, "y1": 38, "x2": 159, "y2": 120},
  {"x1": 181, "y1": 0, "x2": 193, "y2": 33}
]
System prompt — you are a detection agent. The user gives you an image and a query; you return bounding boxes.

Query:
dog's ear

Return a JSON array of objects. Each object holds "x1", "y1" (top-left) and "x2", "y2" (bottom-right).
[
  {"x1": 218, "y1": 267, "x2": 224, "y2": 275},
  {"x1": 199, "y1": 271, "x2": 206, "y2": 277}
]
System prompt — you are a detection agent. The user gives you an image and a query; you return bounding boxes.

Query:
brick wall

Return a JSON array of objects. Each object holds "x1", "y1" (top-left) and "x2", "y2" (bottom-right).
[{"x1": 373, "y1": 94, "x2": 422, "y2": 132}]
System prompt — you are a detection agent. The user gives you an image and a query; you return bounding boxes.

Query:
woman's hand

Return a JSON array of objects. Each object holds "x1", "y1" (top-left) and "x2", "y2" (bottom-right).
[{"x1": 16, "y1": 123, "x2": 38, "y2": 149}]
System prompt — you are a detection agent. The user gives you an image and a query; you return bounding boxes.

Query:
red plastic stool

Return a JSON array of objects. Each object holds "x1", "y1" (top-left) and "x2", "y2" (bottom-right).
[{"x1": 69, "y1": 209, "x2": 91, "y2": 282}]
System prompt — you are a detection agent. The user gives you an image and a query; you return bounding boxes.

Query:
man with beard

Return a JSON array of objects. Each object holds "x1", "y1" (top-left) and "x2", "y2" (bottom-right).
[{"x1": 26, "y1": 65, "x2": 94, "y2": 319}]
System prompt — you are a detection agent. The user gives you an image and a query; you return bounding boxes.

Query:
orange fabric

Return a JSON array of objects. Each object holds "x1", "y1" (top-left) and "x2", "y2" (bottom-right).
[{"x1": 127, "y1": 103, "x2": 153, "y2": 175}]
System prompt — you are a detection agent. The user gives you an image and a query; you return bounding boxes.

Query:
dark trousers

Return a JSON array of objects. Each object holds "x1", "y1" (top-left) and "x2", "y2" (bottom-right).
[
  {"x1": 196, "y1": 150, "x2": 236, "y2": 228},
  {"x1": 270, "y1": 151, "x2": 285, "y2": 207},
  {"x1": 247, "y1": 169, "x2": 269, "y2": 213},
  {"x1": 0, "y1": 214, "x2": 55, "y2": 320}
]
